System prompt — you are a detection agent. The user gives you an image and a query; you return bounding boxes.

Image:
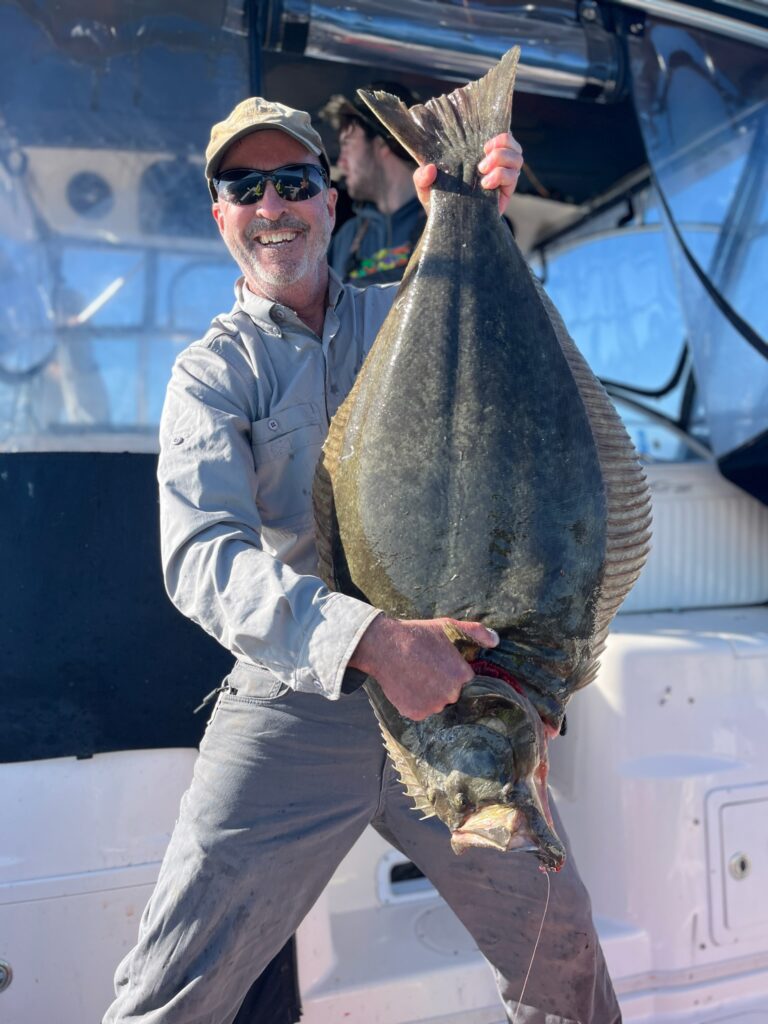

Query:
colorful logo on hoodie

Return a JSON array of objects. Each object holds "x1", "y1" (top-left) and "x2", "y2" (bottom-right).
[{"x1": 349, "y1": 242, "x2": 413, "y2": 279}]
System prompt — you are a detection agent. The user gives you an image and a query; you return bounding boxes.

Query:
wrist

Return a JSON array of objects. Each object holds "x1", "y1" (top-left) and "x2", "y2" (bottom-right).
[{"x1": 348, "y1": 611, "x2": 391, "y2": 676}]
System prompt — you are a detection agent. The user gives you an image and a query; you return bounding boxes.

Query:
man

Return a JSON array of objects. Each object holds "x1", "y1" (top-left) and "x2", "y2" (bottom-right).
[
  {"x1": 323, "y1": 83, "x2": 426, "y2": 283},
  {"x1": 104, "y1": 95, "x2": 621, "y2": 1023}
]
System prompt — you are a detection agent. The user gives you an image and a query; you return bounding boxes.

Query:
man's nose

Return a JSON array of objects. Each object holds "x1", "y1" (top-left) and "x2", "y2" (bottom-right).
[{"x1": 253, "y1": 180, "x2": 288, "y2": 218}]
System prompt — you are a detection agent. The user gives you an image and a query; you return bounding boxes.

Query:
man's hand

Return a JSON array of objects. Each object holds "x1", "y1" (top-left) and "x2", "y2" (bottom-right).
[
  {"x1": 349, "y1": 614, "x2": 499, "y2": 721},
  {"x1": 413, "y1": 132, "x2": 523, "y2": 216}
]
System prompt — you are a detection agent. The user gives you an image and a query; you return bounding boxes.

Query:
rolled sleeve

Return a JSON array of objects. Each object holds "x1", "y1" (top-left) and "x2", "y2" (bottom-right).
[{"x1": 295, "y1": 591, "x2": 380, "y2": 698}]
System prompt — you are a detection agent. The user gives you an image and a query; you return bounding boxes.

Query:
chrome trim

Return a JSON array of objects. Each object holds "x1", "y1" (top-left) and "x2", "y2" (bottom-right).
[
  {"x1": 262, "y1": 0, "x2": 624, "y2": 100},
  {"x1": 613, "y1": 0, "x2": 768, "y2": 46}
]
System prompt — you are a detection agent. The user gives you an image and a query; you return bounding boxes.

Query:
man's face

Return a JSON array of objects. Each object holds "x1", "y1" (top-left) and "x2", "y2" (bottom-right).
[
  {"x1": 212, "y1": 130, "x2": 337, "y2": 297},
  {"x1": 337, "y1": 122, "x2": 383, "y2": 203}
]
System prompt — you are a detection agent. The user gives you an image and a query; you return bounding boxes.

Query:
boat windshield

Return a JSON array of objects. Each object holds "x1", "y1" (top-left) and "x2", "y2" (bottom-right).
[
  {"x1": 0, "y1": 2, "x2": 249, "y2": 452},
  {"x1": 532, "y1": 184, "x2": 707, "y2": 463},
  {"x1": 628, "y1": 20, "x2": 768, "y2": 478},
  {"x1": 534, "y1": 18, "x2": 767, "y2": 484}
]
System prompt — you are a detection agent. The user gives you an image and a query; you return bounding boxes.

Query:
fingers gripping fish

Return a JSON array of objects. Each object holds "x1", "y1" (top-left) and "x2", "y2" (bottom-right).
[{"x1": 313, "y1": 47, "x2": 651, "y2": 871}]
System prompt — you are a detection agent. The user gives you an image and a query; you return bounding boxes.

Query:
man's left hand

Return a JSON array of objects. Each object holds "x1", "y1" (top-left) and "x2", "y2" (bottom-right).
[{"x1": 413, "y1": 132, "x2": 523, "y2": 216}]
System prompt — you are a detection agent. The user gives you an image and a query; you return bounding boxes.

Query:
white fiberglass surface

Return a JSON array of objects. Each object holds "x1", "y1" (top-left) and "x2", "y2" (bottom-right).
[
  {"x1": 0, "y1": 749, "x2": 196, "y2": 886},
  {"x1": 549, "y1": 606, "x2": 768, "y2": 982},
  {"x1": 0, "y1": 749, "x2": 196, "y2": 1024}
]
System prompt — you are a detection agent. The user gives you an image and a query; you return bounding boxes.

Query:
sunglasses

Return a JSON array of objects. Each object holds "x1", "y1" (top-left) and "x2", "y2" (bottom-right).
[{"x1": 213, "y1": 163, "x2": 329, "y2": 205}]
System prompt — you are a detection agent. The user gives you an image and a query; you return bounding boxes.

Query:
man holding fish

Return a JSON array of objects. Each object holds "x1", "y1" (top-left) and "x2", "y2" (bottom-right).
[{"x1": 104, "y1": 61, "x2": 623, "y2": 1024}]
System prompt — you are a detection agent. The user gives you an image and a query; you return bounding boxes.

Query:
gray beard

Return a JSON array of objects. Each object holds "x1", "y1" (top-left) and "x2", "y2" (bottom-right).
[{"x1": 233, "y1": 215, "x2": 333, "y2": 288}]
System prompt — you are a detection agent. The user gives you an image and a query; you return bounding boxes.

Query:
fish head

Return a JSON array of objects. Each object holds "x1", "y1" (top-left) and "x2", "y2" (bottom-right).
[
  {"x1": 420, "y1": 725, "x2": 519, "y2": 829},
  {"x1": 428, "y1": 677, "x2": 566, "y2": 871},
  {"x1": 450, "y1": 798, "x2": 565, "y2": 872}
]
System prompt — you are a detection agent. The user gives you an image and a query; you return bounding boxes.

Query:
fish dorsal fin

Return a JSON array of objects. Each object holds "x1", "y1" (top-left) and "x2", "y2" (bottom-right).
[
  {"x1": 313, "y1": 372, "x2": 369, "y2": 600},
  {"x1": 530, "y1": 274, "x2": 652, "y2": 689},
  {"x1": 367, "y1": 697, "x2": 435, "y2": 818},
  {"x1": 385, "y1": 729, "x2": 436, "y2": 818},
  {"x1": 359, "y1": 46, "x2": 520, "y2": 183}
]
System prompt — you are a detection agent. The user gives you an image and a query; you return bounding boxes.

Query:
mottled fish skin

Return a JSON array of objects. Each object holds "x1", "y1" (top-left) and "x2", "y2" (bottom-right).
[{"x1": 313, "y1": 47, "x2": 651, "y2": 868}]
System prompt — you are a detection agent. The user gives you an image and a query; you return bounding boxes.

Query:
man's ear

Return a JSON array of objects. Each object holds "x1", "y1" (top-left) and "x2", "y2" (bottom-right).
[
  {"x1": 327, "y1": 186, "x2": 338, "y2": 228},
  {"x1": 211, "y1": 202, "x2": 226, "y2": 237}
]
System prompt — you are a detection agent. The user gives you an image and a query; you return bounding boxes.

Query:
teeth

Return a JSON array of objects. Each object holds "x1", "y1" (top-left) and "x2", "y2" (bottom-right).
[{"x1": 256, "y1": 231, "x2": 300, "y2": 245}]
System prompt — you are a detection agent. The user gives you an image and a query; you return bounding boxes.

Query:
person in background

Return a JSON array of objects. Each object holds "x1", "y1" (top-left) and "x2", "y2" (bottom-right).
[{"x1": 322, "y1": 82, "x2": 427, "y2": 284}]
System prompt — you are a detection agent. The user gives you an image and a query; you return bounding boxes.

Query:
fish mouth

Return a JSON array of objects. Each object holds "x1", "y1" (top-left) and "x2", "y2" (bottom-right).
[
  {"x1": 451, "y1": 805, "x2": 536, "y2": 854},
  {"x1": 451, "y1": 799, "x2": 565, "y2": 872}
]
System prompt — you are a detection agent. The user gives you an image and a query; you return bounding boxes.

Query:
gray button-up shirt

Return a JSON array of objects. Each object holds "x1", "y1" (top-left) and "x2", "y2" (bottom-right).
[{"x1": 158, "y1": 269, "x2": 396, "y2": 699}]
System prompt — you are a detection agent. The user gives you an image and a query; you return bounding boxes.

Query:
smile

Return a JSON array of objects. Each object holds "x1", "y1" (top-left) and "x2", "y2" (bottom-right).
[{"x1": 254, "y1": 230, "x2": 303, "y2": 246}]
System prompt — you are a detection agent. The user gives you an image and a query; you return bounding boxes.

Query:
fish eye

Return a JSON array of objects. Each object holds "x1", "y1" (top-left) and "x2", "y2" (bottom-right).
[{"x1": 452, "y1": 791, "x2": 471, "y2": 813}]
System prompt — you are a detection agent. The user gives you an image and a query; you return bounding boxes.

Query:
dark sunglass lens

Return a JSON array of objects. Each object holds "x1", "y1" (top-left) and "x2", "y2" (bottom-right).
[
  {"x1": 217, "y1": 171, "x2": 266, "y2": 204},
  {"x1": 239, "y1": 175, "x2": 268, "y2": 204},
  {"x1": 215, "y1": 165, "x2": 326, "y2": 204},
  {"x1": 275, "y1": 166, "x2": 320, "y2": 200}
]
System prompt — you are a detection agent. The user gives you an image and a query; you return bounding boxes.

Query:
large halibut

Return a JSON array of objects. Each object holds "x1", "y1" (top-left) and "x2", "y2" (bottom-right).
[{"x1": 314, "y1": 46, "x2": 651, "y2": 870}]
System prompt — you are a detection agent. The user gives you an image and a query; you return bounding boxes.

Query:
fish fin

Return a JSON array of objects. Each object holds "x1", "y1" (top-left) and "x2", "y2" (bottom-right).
[
  {"x1": 413, "y1": 802, "x2": 436, "y2": 818},
  {"x1": 368, "y1": 703, "x2": 432, "y2": 814},
  {"x1": 312, "y1": 449, "x2": 340, "y2": 590},
  {"x1": 359, "y1": 46, "x2": 520, "y2": 181},
  {"x1": 530, "y1": 274, "x2": 653, "y2": 689},
  {"x1": 312, "y1": 386, "x2": 368, "y2": 600},
  {"x1": 382, "y1": 729, "x2": 430, "y2": 808},
  {"x1": 408, "y1": 794, "x2": 433, "y2": 810}
]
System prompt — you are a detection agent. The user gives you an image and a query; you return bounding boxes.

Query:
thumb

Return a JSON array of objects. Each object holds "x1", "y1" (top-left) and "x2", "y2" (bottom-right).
[
  {"x1": 413, "y1": 163, "x2": 437, "y2": 211},
  {"x1": 464, "y1": 621, "x2": 500, "y2": 648},
  {"x1": 443, "y1": 619, "x2": 500, "y2": 651}
]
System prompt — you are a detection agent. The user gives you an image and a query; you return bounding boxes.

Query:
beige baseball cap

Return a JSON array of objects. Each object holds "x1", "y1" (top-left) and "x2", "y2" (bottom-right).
[{"x1": 205, "y1": 97, "x2": 331, "y2": 199}]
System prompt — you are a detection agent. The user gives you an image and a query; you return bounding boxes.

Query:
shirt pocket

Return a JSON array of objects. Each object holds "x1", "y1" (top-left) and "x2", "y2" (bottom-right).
[{"x1": 251, "y1": 403, "x2": 325, "y2": 528}]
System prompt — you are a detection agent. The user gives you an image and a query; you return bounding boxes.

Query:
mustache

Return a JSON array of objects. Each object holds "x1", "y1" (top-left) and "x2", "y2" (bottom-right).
[{"x1": 245, "y1": 215, "x2": 307, "y2": 239}]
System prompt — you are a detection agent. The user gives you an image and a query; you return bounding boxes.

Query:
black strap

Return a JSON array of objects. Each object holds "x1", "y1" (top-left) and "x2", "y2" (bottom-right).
[{"x1": 655, "y1": 179, "x2": 768, "y2": 361}]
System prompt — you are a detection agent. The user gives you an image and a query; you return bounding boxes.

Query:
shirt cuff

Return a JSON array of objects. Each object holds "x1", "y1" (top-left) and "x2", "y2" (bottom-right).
[{"x1": 294, "y1": 592, "x2": 382, "y2": 700}]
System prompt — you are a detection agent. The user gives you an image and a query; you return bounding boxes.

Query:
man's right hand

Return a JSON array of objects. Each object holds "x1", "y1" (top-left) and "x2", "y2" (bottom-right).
[
  {"x1": 414, "y1": 132, "x2": 523, "y2": 216},
  {"x1": 348, "y1": 614, "x2": 499, "y2": 721}
]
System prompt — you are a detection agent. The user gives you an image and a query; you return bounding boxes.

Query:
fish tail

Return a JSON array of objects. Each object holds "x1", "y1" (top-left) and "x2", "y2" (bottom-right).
[{"x1": 358, "y1": 46, "x2": 520, "y2": 181}]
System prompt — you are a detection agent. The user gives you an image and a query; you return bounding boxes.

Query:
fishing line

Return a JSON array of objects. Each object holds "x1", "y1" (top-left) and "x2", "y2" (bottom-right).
[{"x1": 511, "y1": 868, "x2": 551, "y2": 1024}]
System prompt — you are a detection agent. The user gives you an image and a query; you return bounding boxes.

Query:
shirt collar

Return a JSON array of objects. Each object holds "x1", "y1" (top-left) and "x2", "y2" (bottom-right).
[
  {"x1": 327, "y1": 266, "x2": 345, "y2": 310},
  {"x1": 233, "y1": 269, "x2": 348, "y2": 336}
]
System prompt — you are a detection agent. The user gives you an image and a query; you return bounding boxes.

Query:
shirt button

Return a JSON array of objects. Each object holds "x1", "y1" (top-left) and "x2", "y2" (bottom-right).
[
  {"x1": 273, "y1": 308, "x2": 285, "y2": 321},
  {"x1": 171, "y1": 435, "x2": 184, "y2": 446},
  {"x1": 268, "y1": 418, "x2": 279, "y2": 431}
]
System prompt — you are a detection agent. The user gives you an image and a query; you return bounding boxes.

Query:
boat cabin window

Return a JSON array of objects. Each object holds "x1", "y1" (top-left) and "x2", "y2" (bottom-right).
[{"x1": 0, "y1": 4, "x2": 249, "y2": 454}]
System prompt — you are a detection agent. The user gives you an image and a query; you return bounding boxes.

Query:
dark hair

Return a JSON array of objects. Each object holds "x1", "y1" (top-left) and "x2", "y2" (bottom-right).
[{"x1": 322, "y1": 82, "x2": 420, "y2": 164}]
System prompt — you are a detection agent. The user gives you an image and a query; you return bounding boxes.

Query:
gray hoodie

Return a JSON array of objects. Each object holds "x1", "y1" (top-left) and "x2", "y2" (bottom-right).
[{"x1": 328, "y1": 197, "x2": 426, "y2": 285}]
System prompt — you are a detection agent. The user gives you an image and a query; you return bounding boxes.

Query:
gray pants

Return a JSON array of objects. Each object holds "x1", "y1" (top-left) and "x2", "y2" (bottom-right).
[{"x1": 104, "y1": 664, "x2": 621, "y2": 1024}]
